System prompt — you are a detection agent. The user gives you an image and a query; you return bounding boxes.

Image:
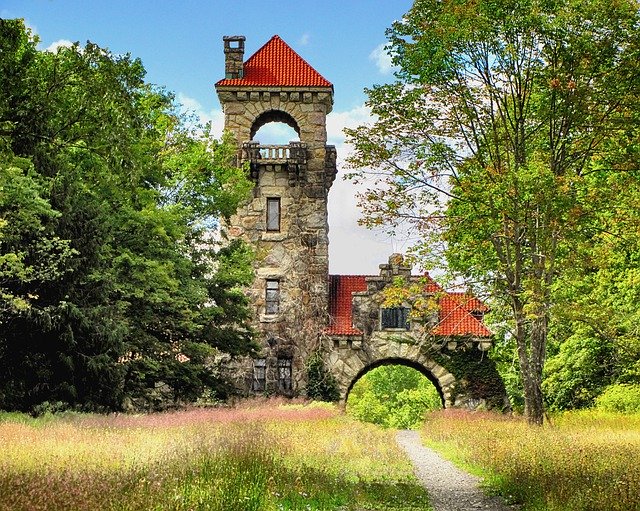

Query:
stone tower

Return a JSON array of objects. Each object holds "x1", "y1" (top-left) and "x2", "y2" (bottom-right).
[{"x1": 215, "y1": 35, "x2": 336, "y2": 395}]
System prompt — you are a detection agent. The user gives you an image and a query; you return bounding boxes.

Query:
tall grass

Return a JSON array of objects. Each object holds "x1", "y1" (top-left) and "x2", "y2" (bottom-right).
[
  {"x1": 421, "y1": 409, "x2": 640, "y2": 511},
  {"x1": 0, "y1": 401, "x2": 430, "y2": 510}
]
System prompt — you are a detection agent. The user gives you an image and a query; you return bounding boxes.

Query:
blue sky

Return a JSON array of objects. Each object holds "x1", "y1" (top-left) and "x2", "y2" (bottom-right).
[{"x1": 2, "y1": 0, "x2": 416, "y2": 274}]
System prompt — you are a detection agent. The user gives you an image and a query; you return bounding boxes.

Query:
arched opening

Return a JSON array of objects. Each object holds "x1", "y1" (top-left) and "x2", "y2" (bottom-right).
[
  {"x1": 250, "y1": 110, "x2": 300, "y2": 144},
  {"x1": 345, "y1": 358, "x2": 444, "y2": 429}
]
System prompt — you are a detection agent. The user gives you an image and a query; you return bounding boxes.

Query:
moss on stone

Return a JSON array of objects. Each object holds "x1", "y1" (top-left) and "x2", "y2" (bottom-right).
[{"x1": 432, "y1": 344, "x2": 508, "y2": 410}]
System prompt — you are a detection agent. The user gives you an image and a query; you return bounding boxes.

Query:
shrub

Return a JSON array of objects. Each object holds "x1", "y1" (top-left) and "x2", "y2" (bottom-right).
[
  {"x1": 595, "y1": 383, "x2": 640, "y2": 413},
  {"x1": 305, "y1": 351, "x2": 340, "y2": 402},
  {"x1": 347, "y1": 365, "x2": 442, "y2": 429}
]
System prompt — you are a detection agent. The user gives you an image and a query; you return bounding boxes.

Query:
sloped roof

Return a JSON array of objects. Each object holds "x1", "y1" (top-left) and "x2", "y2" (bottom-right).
[
  {"x1": 433, "y1": 295, "x2": 492, "y2": 337},
  {"x1": 448, "y1": 292, "x2": 490, "y2": 312},
  {"x1": 216, "y1": 35, "x2": 332, "y2": 88},
  {"x1": 326, "y1": 274, "x2": 492, "y2": 338},
  {"x1": 325, "y1": 275, "x2": 368, "y2": 335}
]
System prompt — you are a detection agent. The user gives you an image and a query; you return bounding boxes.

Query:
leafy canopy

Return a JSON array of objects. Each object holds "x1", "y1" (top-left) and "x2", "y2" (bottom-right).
[
  {"x1": 345, "y1": 0, "x2": 640, "y2": 423},
  {"x1": 0, "y1": 19, "x2": 256, "y2": 412}
]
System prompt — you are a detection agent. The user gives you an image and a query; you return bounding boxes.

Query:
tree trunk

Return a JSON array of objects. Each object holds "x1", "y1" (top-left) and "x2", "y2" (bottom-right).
[{"x1": 513, "y1": 304, "x2": 547, "y2": 425}]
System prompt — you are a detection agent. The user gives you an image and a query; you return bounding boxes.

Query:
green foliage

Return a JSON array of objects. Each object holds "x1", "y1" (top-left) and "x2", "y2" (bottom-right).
[
  {"x1": 435, "y1": 347, "x2": 508, "y2": 411},
  {"x1": 0, "y1": 19, "x2": 255, "y2": 412},
  {"x1": 595, "y1": 384, "x2": 640, "y2": 413},
  {"x1": 347, "y1": 365, "x2": 442, "y2": 429},
  {"x1": 542, "y1": 181, "x2": 640, "y2": 410},
  {"x1": 345, "y1": 0, "x2": 640, "y2": 423},
  {"x1": 305, "y1": 350, "x2": 340, "y2": 402},
  {"x1": 380, "y1": 276, "x2": 439, "y2": 321}
]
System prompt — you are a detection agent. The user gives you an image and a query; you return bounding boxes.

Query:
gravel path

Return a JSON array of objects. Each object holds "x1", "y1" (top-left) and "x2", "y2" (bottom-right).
[{"x1": 396, "y1": 430, "x2": 519, "y2": 511}]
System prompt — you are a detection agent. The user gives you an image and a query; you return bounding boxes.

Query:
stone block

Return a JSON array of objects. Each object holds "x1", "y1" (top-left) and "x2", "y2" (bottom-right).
[
  {"x1": 439, "y1": 373, "x2": 456, "y2": 386},
  {"x1": 290, "y1": 92, "x2": 300, "y2": 101},
  {"x1": 250, "y1": 92, "x2": 260, "y2": 102},
  {"x1": 478, "y1": 341, "x2": 492, "y2": 351},
  {"x1": 303, "y1": 92, "x2": 312, "y2": 103}
]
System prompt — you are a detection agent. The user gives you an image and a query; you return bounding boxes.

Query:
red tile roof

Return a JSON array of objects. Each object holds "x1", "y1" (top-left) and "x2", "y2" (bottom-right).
[
  {"x1": 326, "y1": 274, "x2": 492, "y2": 338},
  {"x1": 433, "y1": 295, "x2": 492, "y2": 337},
  {"x1": 449, "y1": 292, "x2": 490, "y2": 312},
  {"x1": 216, "y1": 35, "x2": 332, "y2": 88},
  {"x1": 423, "y1": 273, "x2": 443, "y2": 293},
  {"x1": 325, "y1": 275, "x2": 368, "y2": 335}
]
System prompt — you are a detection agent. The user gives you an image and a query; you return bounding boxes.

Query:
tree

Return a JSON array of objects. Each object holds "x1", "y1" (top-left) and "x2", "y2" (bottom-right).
[
  {"x1": 0, "y1": 19, "x2": 256, "y2": 412},
  {"x1": 347, "y1": 365, "x2": 442, "y2": 428},
  {"x1": 345, "y1": 0, "x2": 640, "y2": 424},
  {"x1": 543, "y1": 172, "x2": 640, "y2": 410}
]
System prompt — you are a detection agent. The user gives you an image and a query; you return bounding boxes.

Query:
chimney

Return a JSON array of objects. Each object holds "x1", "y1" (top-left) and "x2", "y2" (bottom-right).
[{"x1": 223, "y1": 36, "x2": 245, "y2": 79}]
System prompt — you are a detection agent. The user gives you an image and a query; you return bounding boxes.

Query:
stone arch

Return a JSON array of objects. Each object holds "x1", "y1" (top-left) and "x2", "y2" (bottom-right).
[
  {"x1": 327, "y1": 334, "x2": 459, "y2": 407},
  {"x1": 250, "y1": 109, "x2": 301, "y2": 140},
  {"x1": 345, "y1": 357, "x2": 446, "y2": 407}
]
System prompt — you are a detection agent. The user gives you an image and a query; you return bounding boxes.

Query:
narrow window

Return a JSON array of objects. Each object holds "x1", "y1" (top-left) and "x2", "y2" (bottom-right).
[
  {"x1": 277, "y1": 358, "x2": 292, "y2": 391},
  {"x1": 265, "y1": 279, "x2": 280, "y2": 315},
  {"x1": 252, "y1": 358, "x2": 266, "y2": 391},
  {"x1": 471, "y1": 311, "x2": 484, "y2": 322},
  {"x1": 266, "y1": 198, "x2": 281, "y2": 232},
  {"x1": 381, "y1": 307, "x2": 410, "y2": 330}
]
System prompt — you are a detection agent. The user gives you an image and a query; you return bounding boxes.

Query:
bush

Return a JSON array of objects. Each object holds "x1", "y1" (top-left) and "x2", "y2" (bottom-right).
[
  {"x1": 595, "y1": 383, "x2": 640, "y2": 413},
  {"x1": 347, "y1": 365, "x2": 442, "y2": 429},
  {"x1": 305, "y1": 351, "x2": 340, "y2": 402}
]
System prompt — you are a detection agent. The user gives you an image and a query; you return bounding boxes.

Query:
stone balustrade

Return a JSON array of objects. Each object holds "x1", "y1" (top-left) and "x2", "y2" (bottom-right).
[{"x1": 241, "y1": 141, "x2": 308, "y2": 164}]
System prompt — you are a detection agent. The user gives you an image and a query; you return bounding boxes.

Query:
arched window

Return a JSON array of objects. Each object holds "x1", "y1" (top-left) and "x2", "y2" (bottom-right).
[{"x1": 250, "y1": 110, "x2": 300, "y2": 144}]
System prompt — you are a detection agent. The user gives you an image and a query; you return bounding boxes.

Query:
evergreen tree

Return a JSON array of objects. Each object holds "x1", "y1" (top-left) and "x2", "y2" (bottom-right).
[{"x1": 0, "y1": 19, "x2": 256, "y2": 412}]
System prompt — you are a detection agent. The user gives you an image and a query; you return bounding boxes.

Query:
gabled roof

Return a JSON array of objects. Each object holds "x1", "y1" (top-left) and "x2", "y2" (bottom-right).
[
  {"x1": 448, "y1": 292, "x2": 490, "y2": 312},
  {"x1": 433, "y1": 295, "x2": 492, "y2": 337},
  {"x1": 325, "y1": 275, "x2": 369, "y2": 335},
  {"x1": 216, "y1": 35, "x2": 332, "y2": 88},
  {"x1": 326, "y1": 274, "x2": 492, "y2": 338}
]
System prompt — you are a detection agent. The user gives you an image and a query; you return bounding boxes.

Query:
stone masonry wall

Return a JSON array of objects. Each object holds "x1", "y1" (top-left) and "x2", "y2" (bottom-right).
[{"x1": 217, "y1": 85, "x2": 336, "y2": 395}]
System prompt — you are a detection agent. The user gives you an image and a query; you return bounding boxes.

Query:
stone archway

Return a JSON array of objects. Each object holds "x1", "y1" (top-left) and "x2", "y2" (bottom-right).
[
  {"x1": 327, "y1": 333, "x2": 460, "y2": 407},
  {"x1": 250, "y1": 109, "x2": 301, "y2": 140},
  {"x1": 345, "y1": 357, "x2": 446, "y2": 407}
]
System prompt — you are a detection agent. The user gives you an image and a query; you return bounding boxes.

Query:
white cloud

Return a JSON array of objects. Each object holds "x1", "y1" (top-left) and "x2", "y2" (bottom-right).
[
  {"x1": 177, "y1": 93, "x2": 225, "y2": 138},
  {"x1": 299, "y1": 33, "x2": 310, "y2": 46},
  {"x1": 326, "y1": 104, "x2": 372, "y2": 150},
  {"x1": 45, "y1": 39, "x2": 74, "y2": 53},
  {"x1": 253, "y1": 123, "x2": 299, "y2": 144},
  {"x1": 325, "y1": 104, "x2": 414, "y2": 274},
  {"x1": 369, "y1": 42, "x2": 397, "y2": 75}
]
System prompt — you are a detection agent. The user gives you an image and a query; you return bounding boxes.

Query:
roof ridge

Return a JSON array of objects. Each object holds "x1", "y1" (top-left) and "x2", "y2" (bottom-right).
[{"x1": 216, "y1": 34, "x2": 332, "y2": 88}]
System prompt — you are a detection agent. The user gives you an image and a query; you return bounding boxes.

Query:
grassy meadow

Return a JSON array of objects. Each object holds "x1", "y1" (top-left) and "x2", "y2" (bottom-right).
[
  {"x1": 421, "y1": 409, "x2": 640, "y2": 511},
  {"x1": 0, "y1": 400, "x2": 429, "y2": 511}
]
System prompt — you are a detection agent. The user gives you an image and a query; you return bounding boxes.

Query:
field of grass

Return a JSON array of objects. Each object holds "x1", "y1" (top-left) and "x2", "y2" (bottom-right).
[
  {"x1": 421, "y1": 409, "x2": 640, "y2": 511},
  {"x1": 0, "y1": 400, "x2": 430, "y2": 511}
]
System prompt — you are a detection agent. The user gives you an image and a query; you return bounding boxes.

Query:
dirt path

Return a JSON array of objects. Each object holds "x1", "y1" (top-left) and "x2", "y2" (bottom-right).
[{"x1": 396, "y1": 430, "x2": 520, "y2": 511}]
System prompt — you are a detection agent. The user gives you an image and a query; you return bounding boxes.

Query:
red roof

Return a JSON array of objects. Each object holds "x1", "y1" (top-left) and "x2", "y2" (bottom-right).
[
  {"x1": 326, "y1": 274, "x2": 491, "y2": 338},
  {"x1": 433, "y1": 295, "x2": 492, "y2": 337},
  {"x1": 216, "y1": 35, "x2": 332, "y2": 88},
  {"x1": 423, "y1": 273, "x2": 443, "y2": 293},
  {"x1": 325, "y1": 275, "x2": 368, "y2": 335},
  {"x1": 449, "y1": 292, "x2": 490, "y2": 312}
]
